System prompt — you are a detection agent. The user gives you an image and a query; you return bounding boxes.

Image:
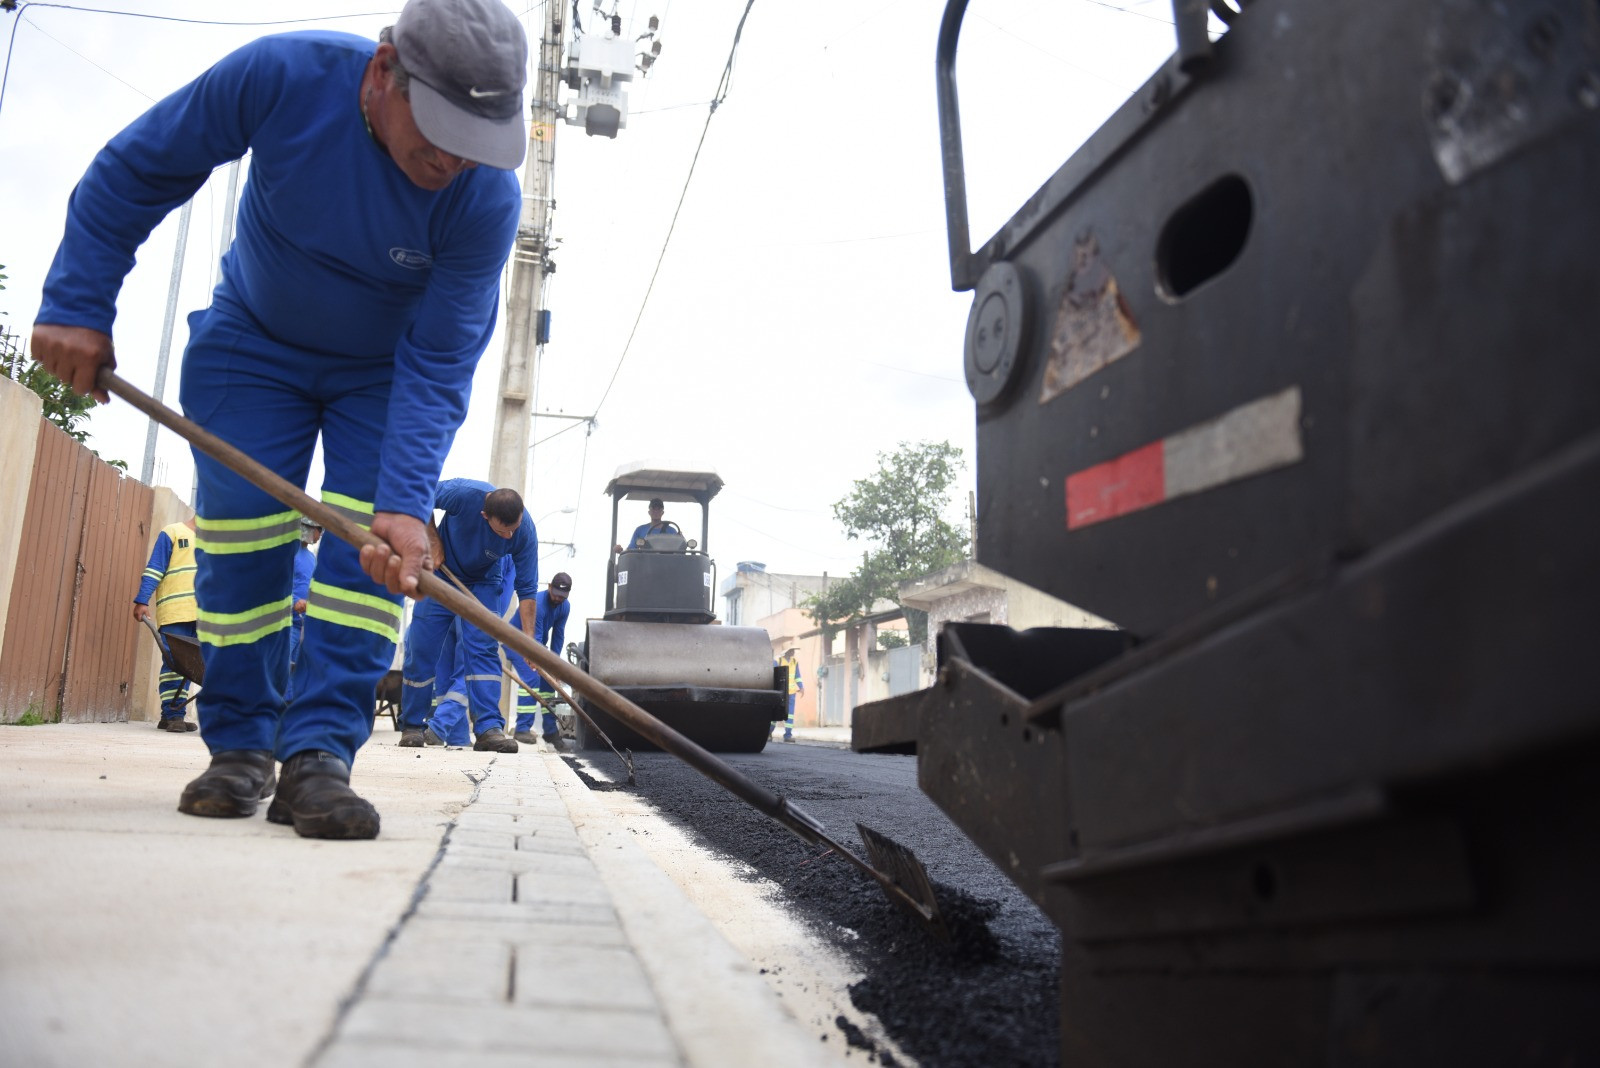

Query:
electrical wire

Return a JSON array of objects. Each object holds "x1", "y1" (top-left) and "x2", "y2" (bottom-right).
[
  {"x1": 565, "y1": 414, "x2": 594, "y2": 558},
  {"x1": 17, "y1": 13, "x2": 154, "y2": 99},
  {"x1": 1070, "y1": 0, "x2": 1175, "y2": 26},
  {"x1": 0, "y1": 8, "x2": 29, "y2": 118},
  {"x1": 530, "y1": 416, "x2": 591, "y2": 449},
  {"x1": 0, "y1": 2, "x2": 400, "y2": 119},
  {"x1": 588, "y1": 0, "x2": 756, "y2": 419},
  {"x1": 13, "y1": 3, "x2": 401, "y2": 28},
  {"x1": 973, "y1": 12, "x2": 1140, "y2": 95}
]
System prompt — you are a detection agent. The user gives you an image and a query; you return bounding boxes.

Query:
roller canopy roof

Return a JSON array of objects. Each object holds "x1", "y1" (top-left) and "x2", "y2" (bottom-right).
[{"x1": 603, "y1": 462, "x2": 724, "y2": 504}]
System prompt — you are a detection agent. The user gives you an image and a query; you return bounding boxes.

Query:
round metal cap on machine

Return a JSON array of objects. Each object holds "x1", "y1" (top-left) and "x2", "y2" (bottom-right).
[{"x1": 963, "y1": 261, "x2": 1029, "y2": 409}]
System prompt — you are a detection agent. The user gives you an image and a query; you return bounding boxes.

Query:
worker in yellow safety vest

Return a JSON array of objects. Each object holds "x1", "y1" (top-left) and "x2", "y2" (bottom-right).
[
  {"x1": 134, "y1": 518, "x2": 199, "y2": 732},
  {"x1": 778, "y1": 648, "x2": 804, "y2": 742}
]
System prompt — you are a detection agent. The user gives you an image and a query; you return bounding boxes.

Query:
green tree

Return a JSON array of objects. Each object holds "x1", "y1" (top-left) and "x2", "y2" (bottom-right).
[
  {"x1": 806, "y1": 440, "x2": 969, "y2": 643},
  {"x1": 0, "y1": 284, "x2": 126, "y2": 470},
  {"x1": 2, "y1": 323, "x2": 97, "y2": 444}
]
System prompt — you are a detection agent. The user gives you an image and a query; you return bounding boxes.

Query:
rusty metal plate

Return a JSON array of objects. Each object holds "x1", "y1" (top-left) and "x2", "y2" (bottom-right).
[{"x1": 1039, "y1": 232, "x2": 1142, "y2": 405}]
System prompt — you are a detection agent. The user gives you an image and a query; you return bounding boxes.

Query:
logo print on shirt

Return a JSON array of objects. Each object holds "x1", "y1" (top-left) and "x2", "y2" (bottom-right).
[{"x1": 390, "y1": 247, "x2": 433, "y2": 270}]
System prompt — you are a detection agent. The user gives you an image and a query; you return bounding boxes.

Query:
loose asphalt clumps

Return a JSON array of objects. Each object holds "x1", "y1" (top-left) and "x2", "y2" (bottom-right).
[{"x1": 587, "y1": 750, "x2": 1061, "y2": 1067}]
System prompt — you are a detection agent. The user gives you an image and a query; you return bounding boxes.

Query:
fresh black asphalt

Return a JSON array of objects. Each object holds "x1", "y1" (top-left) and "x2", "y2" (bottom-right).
[{"x1": 566, "y1": 743, "x2": 1060, "y2": 1067}]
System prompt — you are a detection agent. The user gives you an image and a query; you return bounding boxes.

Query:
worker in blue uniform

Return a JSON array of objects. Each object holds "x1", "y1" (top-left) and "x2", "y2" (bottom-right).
[
  {"x1": 400, "y1": 479, "x2": 539, "y2": 752},
  {"x1": 616, "y1": 498, "x2": 678, "y2": 553},
  {"x1": 134, "y1": 518, "x2": 200, "y2": 732},
  {"x1": 512, "y1": 571, "x2": 572, "y2": 745},
  {"x1": 425, "y1": 559, "x2": 566, "y2": 747},
  {"x1": 286, "y1": 518, "x2": 322, "y2": 701},
  {"x1": 31, "y1": 0, "x2": 527, "y2": 840}
]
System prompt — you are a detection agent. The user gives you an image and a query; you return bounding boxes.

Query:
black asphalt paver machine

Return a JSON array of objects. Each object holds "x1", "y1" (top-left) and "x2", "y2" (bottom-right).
[{"x1": 856, "y1": 0, "x2": 1600, "y2": 1062}]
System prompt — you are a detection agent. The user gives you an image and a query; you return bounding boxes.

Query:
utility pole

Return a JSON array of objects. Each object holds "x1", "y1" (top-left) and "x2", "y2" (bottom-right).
[
  {"x1": 488, "y1": 0, "x2": 564, "y2": 495},
  {"x1": 142, "y1": 199, "x2": 193, "y2": 485}
]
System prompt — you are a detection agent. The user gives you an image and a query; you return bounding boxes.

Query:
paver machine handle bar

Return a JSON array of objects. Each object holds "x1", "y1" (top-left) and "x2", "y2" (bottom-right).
[
  {"x1": 935, "y1": 0, "x2": 1227, "y2": 290},
  {"x1": 101, "y1": 367, "x2": 945, "y2": 936}
]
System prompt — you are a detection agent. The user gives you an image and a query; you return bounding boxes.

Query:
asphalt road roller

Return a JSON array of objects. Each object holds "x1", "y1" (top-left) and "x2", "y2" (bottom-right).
[
  {"x1": 855, "y1": 0, "x2": 1600, "y2": 1063},
  {"x1": 571, "y1": 464, "x2": 786, "y2": 753}
]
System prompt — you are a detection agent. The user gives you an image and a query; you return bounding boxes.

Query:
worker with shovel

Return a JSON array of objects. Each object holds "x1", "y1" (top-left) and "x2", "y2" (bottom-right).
[
  {"x1": 134, "y1": 518, "x2": 199, "y2": 732},
  {"x1": 31, "y1": 0, "x2": 527, "y2": 839},
  {"x1": 399, "y1": 479, "x2": 539, "y2": 753}
]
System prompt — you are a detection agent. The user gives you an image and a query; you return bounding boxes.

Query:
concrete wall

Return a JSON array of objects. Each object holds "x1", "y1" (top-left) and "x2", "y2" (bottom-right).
[
  {"x1": 721, "y1": 569, "x2": 829, "y2": 627},
  {"x1": 128, "y1": 486, "x2": 196, "y2": 722},
  {"x1": 904, "y1": 560, "x2": 1117, "y2": 688},
  {"x1": 1007, "y1": 580, "x2": 1114, "y2": 631},
  {"x1": 753, "y1": 604, "x2": 822, "y2": 727},
  {"x1": 0, "y1": 377, "x2": 43, "y2": 672}
]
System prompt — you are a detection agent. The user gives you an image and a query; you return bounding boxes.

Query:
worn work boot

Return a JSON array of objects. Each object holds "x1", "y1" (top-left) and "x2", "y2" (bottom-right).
[
  {"x1": 267, "y1": 751, "x2": 380, "y2": 840},
  {"x1": 423, "y1": 727, "x2": 445, "y2": 746},
  {"x1": 178, "y1": 750, "x2": 277, "y2": 818},
  {"x1": 473, "y1": 728, "x2": 518, "y2": 754},
  {"x1": 159, "y1": 718, "x2": 197, "y2": 732},
  {"x1": 513, "y1": 730, "x2": 538, "y2": 745},
  {"x1": 398, "y1": 728, "x2": 426, "y2": 748}
]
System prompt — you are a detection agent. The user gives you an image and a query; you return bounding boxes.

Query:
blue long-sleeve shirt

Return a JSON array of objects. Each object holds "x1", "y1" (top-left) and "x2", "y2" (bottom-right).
[
  {"x1": 498, "y1": 563, "x2": 567, "y2": 653},
  {"x1": 434, "y1": 478, "x2": 538, "y2": 593},
  {"x1": 533, "y1": 589, "x2": 570, "y2": 654},
  {"x1": 134, "y1": 531, "x2": 177, "y2": 606},
  {"x1": 37, "y1": 31, "x2": 521, "y2": 521},
  {"x1": 626, "y1": 521, "x2": 678, "y2": 549}
]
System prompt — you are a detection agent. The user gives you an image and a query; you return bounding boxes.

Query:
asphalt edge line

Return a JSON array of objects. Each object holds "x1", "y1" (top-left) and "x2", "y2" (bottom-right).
[
  {"x1": 301, "y1": 758, "x2": 496, "y2": 1068},
  {"x1": 545, "y1": 752, "x2": 838, "y2": 1068}
]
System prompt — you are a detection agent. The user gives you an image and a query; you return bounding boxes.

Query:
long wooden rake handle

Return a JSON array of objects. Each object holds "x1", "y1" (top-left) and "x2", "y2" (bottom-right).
[{"x1": 103, "y1": 368, "x2": 944, "y2": 931}]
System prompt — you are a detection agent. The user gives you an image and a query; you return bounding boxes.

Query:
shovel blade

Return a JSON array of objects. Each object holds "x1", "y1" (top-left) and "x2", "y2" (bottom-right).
[
  {"x1": 163, "y1": 632, "x2": 206, "y2": 685},
  {"x1": 858, "y1": 823, "x2": 948, "y2": 938}
]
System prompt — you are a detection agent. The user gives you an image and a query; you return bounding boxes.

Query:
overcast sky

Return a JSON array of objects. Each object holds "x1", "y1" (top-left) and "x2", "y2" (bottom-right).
[{"x1": 0, "y1": 0, "x2": 1182, "y2": 622}]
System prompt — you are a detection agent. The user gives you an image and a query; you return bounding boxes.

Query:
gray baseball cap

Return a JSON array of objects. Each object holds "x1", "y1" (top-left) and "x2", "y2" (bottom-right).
[{"x1": 393, "y1": 0, "x2": 529, "y2": 170}]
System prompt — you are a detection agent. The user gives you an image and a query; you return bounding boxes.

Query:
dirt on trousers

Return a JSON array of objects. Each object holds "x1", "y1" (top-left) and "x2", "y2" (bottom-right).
[{"x1": 569, "y1": 749, "x2": 1061, "y2": 1067}]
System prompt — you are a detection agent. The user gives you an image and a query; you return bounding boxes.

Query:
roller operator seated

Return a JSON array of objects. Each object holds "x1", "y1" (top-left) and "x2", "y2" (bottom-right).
[{"x1": 614, "y1": 497, "x2": 682, "y2": 553}]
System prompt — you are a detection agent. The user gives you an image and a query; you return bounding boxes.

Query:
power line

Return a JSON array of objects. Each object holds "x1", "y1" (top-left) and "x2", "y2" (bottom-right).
[
  {"x1": 530, "y1": 415, "x2": 591, "y2": 449},
  {"x1": 1070, "y1": 0, "x2": 1175, "y2": 27},
  {"x1": 0, "y1": 2, "x2": 401, "y2": 119},
  {"x1": 11, "y1": 3, "x2": 401, "y2": 28},
  {"x1": 973, "y1": 12, "x2": 1140, "y2": 95},
  {"x1": 566, "y1": 414, "x2": 594, "y2": 558},
  {"x1": 589, "y1": 0, "x2": 757, "y2": 419},
  {"x1": 17, "y1": 13, "x2": 155, "y2": 100}
]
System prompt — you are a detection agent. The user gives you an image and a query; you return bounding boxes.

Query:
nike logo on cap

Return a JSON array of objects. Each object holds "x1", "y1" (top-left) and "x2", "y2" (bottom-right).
[{"x1": 468, "y1": 86, "x2": 511, "y2": 98}]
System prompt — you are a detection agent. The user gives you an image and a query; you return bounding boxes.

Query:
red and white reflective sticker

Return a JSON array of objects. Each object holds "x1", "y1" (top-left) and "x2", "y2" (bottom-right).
[{"x1": 1065, "y1": 386, "x2": 1304, "y2": 530}]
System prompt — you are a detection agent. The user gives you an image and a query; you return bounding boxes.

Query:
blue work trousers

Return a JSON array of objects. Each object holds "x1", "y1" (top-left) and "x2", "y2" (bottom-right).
[
  {"x1": 401, "y1": 578, "x2": 507, "y2": 737},
  {"x1": 157, "y1": 620, "x2": 197, "y2": 719},
  {"x1": 508, "y1": 648, "x2": 556, "y2": 736},
  {"x1": 180, "y1": 309, "x2": 404, "y2": 766},
  {"x1": 422, "y1": 623, "x2": 471, "y2": 746}
]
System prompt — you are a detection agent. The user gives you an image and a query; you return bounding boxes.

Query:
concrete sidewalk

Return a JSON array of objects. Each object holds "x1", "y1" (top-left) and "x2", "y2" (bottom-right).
[
  {"x1": 0, "y1": 723, "x2": 833, "y2": 1068},
  {"x1": 772, "y1": 726, "x2": 852, "y2": 749}
]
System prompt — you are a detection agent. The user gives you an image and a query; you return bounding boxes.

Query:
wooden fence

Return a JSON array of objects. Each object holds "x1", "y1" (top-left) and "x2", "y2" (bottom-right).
[{"x1": 0, "y1": 421, "x2": 153, "y2": 722}]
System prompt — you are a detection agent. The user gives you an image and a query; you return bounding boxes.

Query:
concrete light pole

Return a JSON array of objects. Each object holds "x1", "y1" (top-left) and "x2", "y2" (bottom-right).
[{"x1": 488, "y1": 0, "x2": 564, "y2": 497}]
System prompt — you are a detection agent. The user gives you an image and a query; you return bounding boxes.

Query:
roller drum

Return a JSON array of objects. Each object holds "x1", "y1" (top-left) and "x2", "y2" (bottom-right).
[{"x1": 586, "y1": 620, "x2": 774, "y2": 689}]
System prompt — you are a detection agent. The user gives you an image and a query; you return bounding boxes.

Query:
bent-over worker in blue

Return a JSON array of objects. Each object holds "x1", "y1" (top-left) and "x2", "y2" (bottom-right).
[
  {"x1": 400, "y1": 479, "x2": 539, "y2": 752},
  {"x1": 30, "y1": 0, "x2": 527, "y2": 840}
]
